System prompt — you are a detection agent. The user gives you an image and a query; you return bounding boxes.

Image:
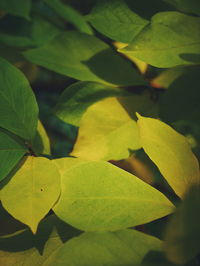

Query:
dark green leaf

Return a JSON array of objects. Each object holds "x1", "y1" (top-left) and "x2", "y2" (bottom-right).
[
  {"x1": 164, "y1": 185, "x2": 200, "y2": 264},
  {"x1": 0, "y1": 130, "x2": 27, "y2": 182},
  {"x1": 0, "y1": 0, "x2": 31, "y2": 20},
  {"x1": 159, "y1": 68, "x2": 200, "y2": 124},
  {"x1": 87, "y1": 0, "x2": 148, "y2": 43},
  {"x1": 0, "y1": 15, "x2": 61, "y2": 48},
  {"x1": 164, "y1": 0, "x2": 200, "y2": 16},
  {"x1": 0, "y1": 57, "x2": 38, "y2": 140},
  {"x1": 44, "y1": 0, "x2": 93, "y2": 34}
]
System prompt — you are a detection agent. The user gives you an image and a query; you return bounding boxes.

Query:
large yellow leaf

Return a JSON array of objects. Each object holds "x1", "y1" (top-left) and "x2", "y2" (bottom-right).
[{"x1": 136, "y1": 114, "x2": 200, "y2": 198}]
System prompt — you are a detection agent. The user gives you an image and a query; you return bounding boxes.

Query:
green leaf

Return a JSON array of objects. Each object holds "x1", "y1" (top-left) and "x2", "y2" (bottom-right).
[
  {"x1": 53, "y1": 158, "x2": 174, "y2": 231},
  {"x1": 31, "y1": 121, "x2": 51, "y2": 156},
  {"x1": 23, "y1": 31, "x2": 146, "y2": 86},
  {"x1": 71, "y1": 97, "x2": 141, "y2": 161},
  {"x1": 136, "y1": 114, "x2": 200, "y2": 198},
  {"x1": 159, "y1": 68, "x2": 200, "y2": 124},
  {"x1": 44, "y1": 0, "x2": 92, "y2": 34},
  {"x1": 43, "y1": 230, "x2": 162, "y2": 266},
  {"x1": 54, "y1": 81, "x2": 131, "y2": 126},
  {"x1": 0, "y1": 0, "x2": 31, "y2": 20},
  {"x1": 1, "y1": 157, "x2": 61, "y2": 233},
  {"x1": 164, "y1": 0, "x2": 200, "y2": 16},
  {"x1": 120, "y1": 12, "x2": 200, "y2": 68},
  {"x1": 86, "y1": 0, "x2": 148, "y2": 43},
  {"x1": 164, "y1": 185, "x2": 200, "y2": 264},
  {"x1": 0, "y1": 57, "x2": 39, "y2": 140},
  {"x1": 0, "y1": 130, "x2": 27, "y2": 182},
  {"x1": 0, "y1": 15, "x2": 61, "y2": 48},
  {"x1": 151, "y1": 66, "x2": 189, "y2": 89},
  {"x1": 0, "y1": 227, "x2": 162, "y2": 266}
]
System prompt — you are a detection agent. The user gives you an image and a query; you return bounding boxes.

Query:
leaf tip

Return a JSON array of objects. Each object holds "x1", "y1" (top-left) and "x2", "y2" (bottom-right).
[{"x1": 135, "y1": 112, "x2": 142, "y2": 120}]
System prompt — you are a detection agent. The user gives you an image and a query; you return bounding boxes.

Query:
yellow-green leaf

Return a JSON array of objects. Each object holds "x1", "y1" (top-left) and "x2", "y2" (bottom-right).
[
  {"x1": 53, "y1": 158, "x2": 174, "y2": 231},
  {"x1": 136, "y1": 114, "x2": 200, "y2": 198},
  {"x1": 1, "y1": 157, "x2": 60, "y2": 233},
  {"x1": 32, "y1": 121, "x2": 51, "y2": 156},
  {"x1": 71, "y1": 97, "x2": 141, "y2": 161}
]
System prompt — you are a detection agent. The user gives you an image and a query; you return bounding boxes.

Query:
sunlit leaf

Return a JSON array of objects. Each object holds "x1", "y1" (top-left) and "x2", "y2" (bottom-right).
[
  {"x1": 23, "y1": 31, "x2": 146, "y2": 86},
  {"x1": 0, "y1": 57, "x2": 38, "y2": 140},
  {"x1": 32, "y1": 121, "x2": 51, "y2": 156},
  {"x1": 71, "y1": 97, "x2": 141, "y2": 161},
  {"x1": 1, "y1": 157, "x2": 60, "y2": 233},
  {"x1": 120, "y1": 12, "x2": 200, "y2": 67},
  {"x1": 43, "y1": 230, "x2": 162, "y2": 266},
  {"x1": 87, "y1": 0, "x2": 148, "y2": 43},
  {"x1": 164, "y1": 185, "x2": 200, "y2": 264},
  {"x1": 44, "y1": 0, "x2": 92, "y2": 34},
  {"x1": 0, "y1": 225, "x2": 162, "y2": 266},
  {"x1": 0, "y1": 0, "x2": 31, "y2": 20},
  {"x1": 136, "y1": 114, "x2": 200, "y2": 198},
  {"x1": 53, "y1": 158, "x2": 174, "y2": 231},
  {"x1": 54, "y1": 81, "x2": 131, "y2": 126},
  {"x1": 0, "y1": 130, "x2": 27, "y2": 182}
]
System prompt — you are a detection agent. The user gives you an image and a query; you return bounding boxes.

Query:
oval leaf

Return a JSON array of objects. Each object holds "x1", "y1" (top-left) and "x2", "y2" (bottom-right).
[
  {"x1": 0, "y1": 228, "x2": 162, "y2": 266},
  {"x1": 0, "y1": 57, "x2": 39, "y2": 140},
  {"x1": 53, "y1": 158, "x2": 174, "y2": 231},
  {"x1": 136, "y1": 114, "x2": 200, "y2": 198},
  {"x1": 54, "y1": 81, "x2": 131, "y2": 126},
  {"x1": 1, "y1": 157, "x2": 61, "y2": 233},
  {"x1": 23, "y1": 31, "x2": 146, "y2": 86},
  {"x1": 0, "y1": 130, "x2": 27, "y2": 182},
  {"x1": 71, "y1": 97, "x2": 141, "y2": 161},
  {"x1": 120, "y1": 12, "x2": 200, "y2": 68},
  {"x1": 87, "y1": 0, "x2": 148, "y2": 43}
]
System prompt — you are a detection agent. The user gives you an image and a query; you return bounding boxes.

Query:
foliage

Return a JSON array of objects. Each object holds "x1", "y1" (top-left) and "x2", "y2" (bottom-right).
[{"x1": 0, "y1": 0, "x2": 200, "y2": 265}]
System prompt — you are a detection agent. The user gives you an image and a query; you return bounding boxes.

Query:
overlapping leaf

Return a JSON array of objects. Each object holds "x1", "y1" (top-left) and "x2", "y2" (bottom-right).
[
  {"x1": 0, "y1": 57, "x2": 38, "y2": 140},
  {"x1": 44, "y1": 0, "x2": 92, "y2": 34},
  {"x1": 164, "y1": 0, "x2": 200, "y2": 16},
  {"x1": 23, "y1": 31, "x2": 146, "y2": 86},
  {"x1": 0, "y1": 224, "x2": 162, "y2": 266},
  {"x1": 87, "y1": 0, "x2": 148, "y2": 43},
  {"x1": 0, "y1": 15, "x2": 61, "y2": 48},
  {"x1": 137, "y1": 114, "x2": 200, "y2": 198},
  {"x1": 0, "y1": 130, "x2": 27, "y2": 182},
  {"x1": 164, "y1": 185, "x2": 200, "y2": 264},
  {"x1": 54, "y1": 81, "x2": 131, "y2": 126},
  {"x1": 159, "y1": 68, "x2": 200, "y2": 124},
  {"x1": 53, "y1": 158, "x2": 173, "y2": 231},
  {"x1": 71, "y1": 97, "x2": 141, "y2": 161},
  {"x1": 32, "y1": 121, "x2": 51, "y2": 156},
  {"x1": 1, "y1": 157, "x2": 60, "y2": 233},
  {"x1": 0, "y1": 0, "x2": 31, "y2": 20},
  {"x1": 120, "y1": 12, "x2": 200, "y2": 67}
]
